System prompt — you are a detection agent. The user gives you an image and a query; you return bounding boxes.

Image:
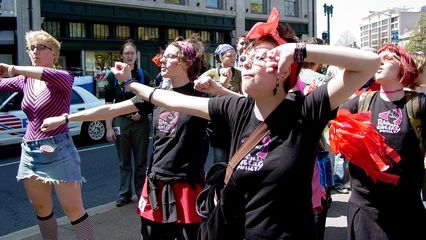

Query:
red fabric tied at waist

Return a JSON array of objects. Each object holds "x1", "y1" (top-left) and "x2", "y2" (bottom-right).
[{"x1": 329, "y1": 109, "x2": 401, "y2": 185}]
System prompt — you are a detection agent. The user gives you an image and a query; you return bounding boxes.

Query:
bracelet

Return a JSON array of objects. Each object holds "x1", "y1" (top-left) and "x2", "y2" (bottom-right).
[
  {"x1": 121, "y1": 78, "x2": 136, "y2": 87},
  {"x1": 121, "y1": 78, "x2": 136, "y2": 93},
  {"x1": 7, "y1": 65, "x2": 15, "y2": 78},
  {"x1": 64, "y1": 113, "x2": 69, "y2": 124},
  {"x1": 293, "y1": 43, "x2": 307, "y2": 64},
  {"x1": 148, "y1": 88, "x2": 158, "y2": 103}
]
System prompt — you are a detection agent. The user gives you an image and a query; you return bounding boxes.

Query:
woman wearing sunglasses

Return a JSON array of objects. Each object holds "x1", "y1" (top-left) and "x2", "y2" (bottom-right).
[
  {"x1": 0, "y1": 30, "x2": 95, "y2": 239},
  {"x1": 338, "y1": 44, "x2": 426, "y2": 240}
]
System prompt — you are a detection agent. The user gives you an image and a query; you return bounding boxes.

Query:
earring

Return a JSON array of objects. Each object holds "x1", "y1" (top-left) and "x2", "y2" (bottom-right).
[{"x1": 273, "y1": 82, "x2": 279, "y2": 96}]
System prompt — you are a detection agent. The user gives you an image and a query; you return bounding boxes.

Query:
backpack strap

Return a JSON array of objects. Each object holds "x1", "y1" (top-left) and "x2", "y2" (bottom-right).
[
  {"x1": 405, "y1": 91, "x2": 424, "y2": 154},
  {"x1": 138, "y1": 68, "x2": 145, "y2": 85},
  {"x1": 358, "y1": 91, "x2": 377, "y2": 112}
]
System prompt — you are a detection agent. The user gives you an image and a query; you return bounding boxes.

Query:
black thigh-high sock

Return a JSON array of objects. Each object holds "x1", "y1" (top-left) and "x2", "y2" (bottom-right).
[
  {"x1": 37, "y1": 211, "x2": 58, "y2": 240},
  {"x1": 70, "y1": 213, "x2": 95, "y2": 240}
]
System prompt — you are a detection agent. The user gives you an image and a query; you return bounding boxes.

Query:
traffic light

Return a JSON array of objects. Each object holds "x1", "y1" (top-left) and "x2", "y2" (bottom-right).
[{"x1": 322, "y1": 31, "x2": 328, "y2": 42}]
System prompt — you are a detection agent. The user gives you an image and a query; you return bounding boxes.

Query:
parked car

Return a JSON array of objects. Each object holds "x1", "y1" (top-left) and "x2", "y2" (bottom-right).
[{"x1": 0, "y1": 85, "x2": 106, "y2": 146}]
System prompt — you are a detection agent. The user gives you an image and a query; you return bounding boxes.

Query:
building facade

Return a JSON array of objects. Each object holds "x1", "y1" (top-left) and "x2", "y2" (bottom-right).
[
  {"x1": 1, "y1": 0, "x2": 316, "y2": 96},
  {"x1": 360, "y1": 6, "x2": 425, "y2": 49}
]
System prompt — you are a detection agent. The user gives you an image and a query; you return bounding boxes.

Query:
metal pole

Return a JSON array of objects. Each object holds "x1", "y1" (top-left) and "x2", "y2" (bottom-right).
[{"x1": 323, "y1": 4, "x2": 333, "y2": 45}]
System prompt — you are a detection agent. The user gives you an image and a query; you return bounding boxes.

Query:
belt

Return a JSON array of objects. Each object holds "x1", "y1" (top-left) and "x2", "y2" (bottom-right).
[{"x1": 23, "y1": 132, "x2": 70, "y2": 151}]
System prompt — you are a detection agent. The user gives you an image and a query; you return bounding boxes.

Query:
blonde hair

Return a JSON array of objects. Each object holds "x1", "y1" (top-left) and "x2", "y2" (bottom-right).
[
  {"x1": 411, "y1": 52, "x2": 426, "y2": 74},
  {"x1": 25, "y1": 30, "x2": 61, "y2": 64}
]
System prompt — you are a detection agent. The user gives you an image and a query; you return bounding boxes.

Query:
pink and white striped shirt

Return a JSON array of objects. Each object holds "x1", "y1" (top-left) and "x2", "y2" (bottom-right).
[{"x1": 0, "y1": 68, "x2": 73, "y2": 140}]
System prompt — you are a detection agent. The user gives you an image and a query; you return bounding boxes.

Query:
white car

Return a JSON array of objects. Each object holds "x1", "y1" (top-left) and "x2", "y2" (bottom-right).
[{"x1": 0, "y1": 85, "x2": 106, "y2": 146}]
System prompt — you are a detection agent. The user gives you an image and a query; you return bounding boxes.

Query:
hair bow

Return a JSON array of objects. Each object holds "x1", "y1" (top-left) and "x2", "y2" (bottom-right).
[{"x1": 246, "y1": 7, "x2": 286, "y2": 45}]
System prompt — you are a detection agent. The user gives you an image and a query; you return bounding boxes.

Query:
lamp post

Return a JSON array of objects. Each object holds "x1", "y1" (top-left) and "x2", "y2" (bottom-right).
[
  {"x1": 369, "y1": 11, "x2": 393, "y2": 46},
  {"x1": 323, "y1": 3, "x2": 333, "y2": 45}
]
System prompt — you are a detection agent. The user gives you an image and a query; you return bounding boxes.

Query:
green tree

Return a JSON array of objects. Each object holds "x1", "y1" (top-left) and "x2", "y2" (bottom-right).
[{"x1": 405, "y1": 13, "x2": 426, "y2": 53}]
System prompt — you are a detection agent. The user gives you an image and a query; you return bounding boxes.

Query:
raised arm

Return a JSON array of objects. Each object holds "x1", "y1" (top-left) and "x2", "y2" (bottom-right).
[
  {"x1": 267, "y1": 43, "x2": 380, "y2": 110},
  {"x1": 0, "y1": 63, "x2": 73, "y2": 94},
  {"x1": 41, "y1": 99, "x2": 138, "y2": 132},
  {"x1": 111, "y1": 62, "x2": 211, "y2": 120}
]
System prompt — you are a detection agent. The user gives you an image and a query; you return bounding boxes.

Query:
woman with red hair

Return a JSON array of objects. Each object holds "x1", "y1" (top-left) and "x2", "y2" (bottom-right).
[{"x1": 339, "y1": 44, "x2": 426, "y2": 239}]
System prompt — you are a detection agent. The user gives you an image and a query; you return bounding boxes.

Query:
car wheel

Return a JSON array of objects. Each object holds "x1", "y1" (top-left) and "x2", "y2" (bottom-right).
[{"x1": 81, "y1": 121, "x2": 106, "y2": 143}]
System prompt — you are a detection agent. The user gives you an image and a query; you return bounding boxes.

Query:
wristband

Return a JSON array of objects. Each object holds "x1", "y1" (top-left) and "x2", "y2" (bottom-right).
[
  {"x1": 121, "y1": 78, "x2": 136, "y2": 93},
  {"x1": 148, "y1": 88, "x2": 158, "y2": 103},
  {"x1": 121, "y1": 78, "x2": 136, "y2": 87},
  {"x1": 8, "y1": 65, "x2": 15, "y2": 78},
  {"x1": 293, "y1": 43, "x2": 307, "y2": 64},
  {"x1": 64, "y1": 114, "x2": 69, "y2": 124}
]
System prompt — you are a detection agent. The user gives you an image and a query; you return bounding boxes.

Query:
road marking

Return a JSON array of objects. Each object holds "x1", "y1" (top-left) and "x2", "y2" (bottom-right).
[{"x1": 0, "y1": 144, "x2": 114, "y2": 167}]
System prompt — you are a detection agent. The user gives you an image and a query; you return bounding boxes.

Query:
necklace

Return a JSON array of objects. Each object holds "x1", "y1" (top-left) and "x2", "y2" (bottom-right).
[{"x1": 380, "y1": 88, "x2": 403, "y2": 94}]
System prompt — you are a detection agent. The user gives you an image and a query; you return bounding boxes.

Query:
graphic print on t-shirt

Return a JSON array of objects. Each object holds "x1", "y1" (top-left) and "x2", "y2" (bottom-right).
[
  {"x1": 237, "y1": 135, "x2": 271, "y2": 172},
  {"x1": 377, "y1": 108, "x2": 402, "y2": 134},
  {"x1": 157, "y1": 111, "x2": 179, "y2": 136}
]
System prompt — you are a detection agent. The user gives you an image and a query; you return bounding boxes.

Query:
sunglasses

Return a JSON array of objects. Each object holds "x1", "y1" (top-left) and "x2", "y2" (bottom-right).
[
  {"x1": 239, "y1": 49, "x2": 268, "y2": 66},
  {"x1": 381, "y1": 54, "x2": 401, "y2": 63},
  {"x1": 26, "y1": 44, "x2": 53, "y2": 51}
]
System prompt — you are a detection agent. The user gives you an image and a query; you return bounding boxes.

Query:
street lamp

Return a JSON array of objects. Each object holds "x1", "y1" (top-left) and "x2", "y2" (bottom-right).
[
  {"x1": 369, "y1": 11, "x2": 393, "y2": 46},
  {"x1": 323, "y1": 3, "x2": 333, "y2": 45}
]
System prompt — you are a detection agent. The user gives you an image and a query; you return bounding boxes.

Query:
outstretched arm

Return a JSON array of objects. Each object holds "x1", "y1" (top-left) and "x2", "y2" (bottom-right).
[
  {"x1": 41, "y1": 99, "x2": 138, "y2": 131},
  {"x1": 266, "y1": 43, "x2": 380, "y2": 110},
  {"x1": 111, "y1": 63, "x2": 211, "y2": 120}
]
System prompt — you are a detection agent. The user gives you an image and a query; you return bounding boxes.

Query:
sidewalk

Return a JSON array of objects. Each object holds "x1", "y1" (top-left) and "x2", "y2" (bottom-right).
[{"x1": 3, "y1": 193, "x2": 351, "y2": 240}]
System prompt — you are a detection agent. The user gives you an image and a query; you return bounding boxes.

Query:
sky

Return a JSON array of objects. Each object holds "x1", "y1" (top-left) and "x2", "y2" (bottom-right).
[{"x1": 316, "y1": 0, "x2": 426, "y2": 45}]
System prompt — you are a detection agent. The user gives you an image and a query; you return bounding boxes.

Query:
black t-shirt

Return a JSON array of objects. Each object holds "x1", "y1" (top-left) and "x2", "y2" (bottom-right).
[
  {"x1": 341, "y1": 92, "x2": 426, "y2": 210},
  {"x1": 208, "y1": 85, "x2": 336, "y2": 239},
  {"x1": 133, "y1": 82, "x2": 208, "y2": 184}
]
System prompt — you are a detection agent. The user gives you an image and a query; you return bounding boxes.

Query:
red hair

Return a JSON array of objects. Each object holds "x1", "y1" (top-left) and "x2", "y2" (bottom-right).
[{"x1": 378, "y1": 44, "x2": 418, "y2": 87}]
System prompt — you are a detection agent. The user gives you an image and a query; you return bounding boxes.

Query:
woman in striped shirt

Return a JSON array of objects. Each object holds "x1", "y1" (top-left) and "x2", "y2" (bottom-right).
[{"x1": 0, "y1": 30, "x2": 95, "y2": 240}]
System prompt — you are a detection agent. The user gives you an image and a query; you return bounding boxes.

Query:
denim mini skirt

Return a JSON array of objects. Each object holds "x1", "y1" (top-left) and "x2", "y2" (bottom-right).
[{"x1": 17, "y1": 132, "x2": 84, "y2": 184}]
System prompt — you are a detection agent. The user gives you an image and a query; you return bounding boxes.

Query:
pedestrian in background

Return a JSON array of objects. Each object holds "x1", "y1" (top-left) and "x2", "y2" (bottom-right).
[
  {"x1": 0, "y1": 30, "x2": 95, "y2": 240},
  {"x1": 235, "y1": 34, "x2": 249, "y2": 68},
  {"x1": 42, "y1": 36, "x2": 209, "y2": 240},
  {"x1": 108, "y1": 7, "x2": 380, "y2": 238},
  {"x1": 338, "y1": 44, "x2": 426, "y2": 239},
  {"x1": 103, "y1": 39, "x2": 154, "y2": 207}
]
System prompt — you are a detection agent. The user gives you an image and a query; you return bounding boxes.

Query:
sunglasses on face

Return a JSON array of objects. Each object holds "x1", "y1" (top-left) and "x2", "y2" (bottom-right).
[
  {"x1": 239, "y1": 49, "x2": 268, "y2": 66},
  {"x1": 381, "y1": 54, "x2": 401, "y2": 63},
  {"x1": 160, "y1": 54, "x2": 178, "y2": 62},
  {"x1": 26, "y1": 44, "x2": 53, "y2": 52}
]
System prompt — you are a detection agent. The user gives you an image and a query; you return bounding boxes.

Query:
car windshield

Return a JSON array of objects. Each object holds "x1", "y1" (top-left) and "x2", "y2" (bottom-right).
[{"x1": 0, "y1": 93, "x2": 13, "y2": 105}]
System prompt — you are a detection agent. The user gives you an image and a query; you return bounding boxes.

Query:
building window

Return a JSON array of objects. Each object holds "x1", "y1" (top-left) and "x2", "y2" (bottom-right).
[
  {"x1": 214, "y1": 32, "x2": 224, "y2": 43},
  {"x1": 93, "y1": 24, "x2": 109, "y2": 39},
  {"x1": 184, "y1": 29, "x2": 194, "y2": 38},
  {"x1": 116, "y1": 25, "x2": 130, "y2": 40},
  {"x1": 284, "y1": 0, "x2": 297, "y2": 17},
  {"x1": 250, "y1": 0, "x2": 266, "y2": 14},
  {"x1": 199, "y1": 31, "x2": 211, "y2": 43},
  {"x1": 167, "y1": 28, "x2": 180, "y2": 42},
  {"x1": 165, "y1": 0, "x2": 185, "y2": 5},
  {"x1": 138, "y1": 26, "x2": 159, "y2": 41},
  {"x1": 206, "y1": 0, "x2": 221, "y2": 9},
  {"x1": 69, "y1": 22, "x2": 86, "y2": 38},
  {"x1": 42, "y1": 21, "x2": 61, "y2": 38}
]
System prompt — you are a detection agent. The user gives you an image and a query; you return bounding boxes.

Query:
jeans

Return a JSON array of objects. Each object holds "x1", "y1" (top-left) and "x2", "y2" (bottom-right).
[
  {"x1": 333, "y1": 153, "x2": 348, "y2": 189},
  {"x1": 18, "y1": 132, "x2": 83, "y2": 183}
]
